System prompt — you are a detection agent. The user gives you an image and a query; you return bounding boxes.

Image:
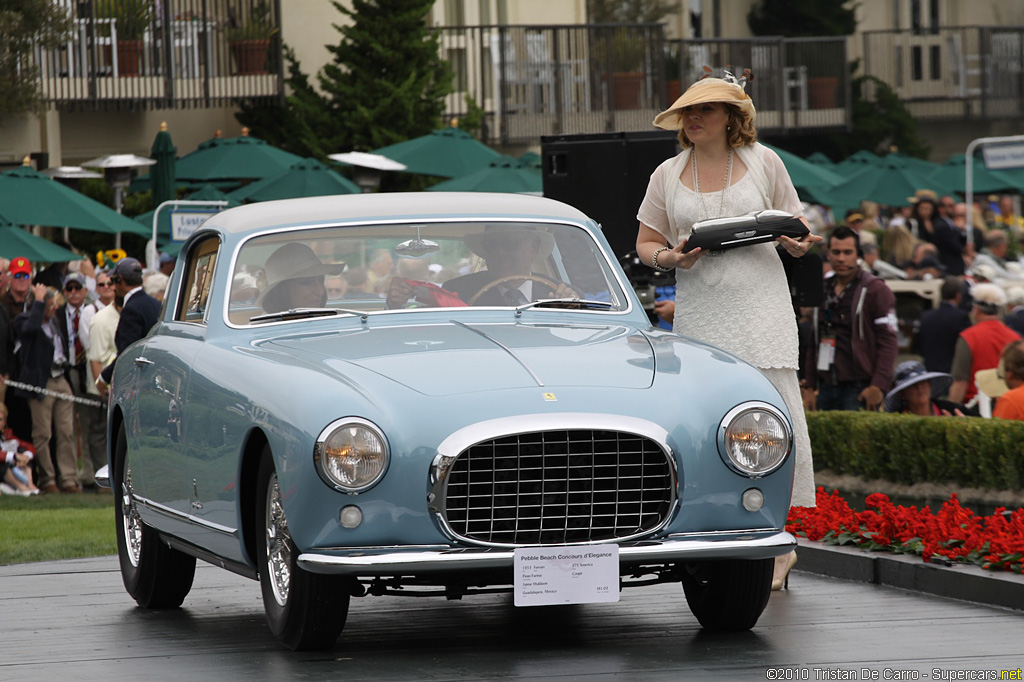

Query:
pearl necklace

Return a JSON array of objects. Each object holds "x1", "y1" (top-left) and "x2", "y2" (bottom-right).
[{"x1": 692, "y1": 148, "x2": 734, "y2": 221}]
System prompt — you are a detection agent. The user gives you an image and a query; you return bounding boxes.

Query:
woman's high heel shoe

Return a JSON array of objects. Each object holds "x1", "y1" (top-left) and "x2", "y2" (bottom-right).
[{"x1": 771, "y1": 551, "x2": 798, "y2": 591}]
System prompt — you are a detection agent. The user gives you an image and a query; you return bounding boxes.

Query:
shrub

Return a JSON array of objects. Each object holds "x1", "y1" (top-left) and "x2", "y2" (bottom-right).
[{"x1": 807, "y1": 411, "x2": 1024, "y2": 491}]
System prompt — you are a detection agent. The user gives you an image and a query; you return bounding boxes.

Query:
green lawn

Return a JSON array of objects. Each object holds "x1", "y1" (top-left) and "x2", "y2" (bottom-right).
[{"x1": 0, "y1": 493, "x2": 117, "y2": 565}]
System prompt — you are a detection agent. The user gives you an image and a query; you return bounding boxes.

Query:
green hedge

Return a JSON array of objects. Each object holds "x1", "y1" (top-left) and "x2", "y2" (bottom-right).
[{"x1": 806, "y1": 411, "x2": 1024, "y2": 491}]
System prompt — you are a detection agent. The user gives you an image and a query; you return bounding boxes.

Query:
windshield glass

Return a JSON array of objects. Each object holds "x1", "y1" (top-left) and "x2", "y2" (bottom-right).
[{"x1": 227, "y1": 221, "x2": 628, "y2": 325}]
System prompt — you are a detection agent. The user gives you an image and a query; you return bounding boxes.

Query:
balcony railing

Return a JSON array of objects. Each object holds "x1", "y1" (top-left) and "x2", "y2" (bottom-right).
[
  {"x1": 439, "y1": 24, "x2": 850, "y2": 146},
  {"x1": 37, "y1": 0, "x2": 283, "y2": 109},
  {"x1": 862, "y1": 26, "x2": 1024, "y2": 120}
]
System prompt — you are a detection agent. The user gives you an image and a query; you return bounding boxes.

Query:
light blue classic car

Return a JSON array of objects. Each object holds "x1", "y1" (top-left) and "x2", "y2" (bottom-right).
[{"x1": 103, "y1": 192, "x2": 797, "y2": 650}]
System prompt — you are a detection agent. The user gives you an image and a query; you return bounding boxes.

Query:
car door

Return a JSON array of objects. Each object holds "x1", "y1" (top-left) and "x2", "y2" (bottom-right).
[{"x1": 133, "y1": 237, "x2": 218, "y2": 540}]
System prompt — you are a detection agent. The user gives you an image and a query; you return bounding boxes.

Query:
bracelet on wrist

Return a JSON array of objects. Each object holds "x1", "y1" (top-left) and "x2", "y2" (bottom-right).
[{"x1": 651, "y1": 246, "x2": 672, "y2": 272}]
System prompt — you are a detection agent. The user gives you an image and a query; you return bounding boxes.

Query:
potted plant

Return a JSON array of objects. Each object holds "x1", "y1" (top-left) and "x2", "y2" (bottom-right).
[
  {"x1": 95, "y1": 0, "x2": 154, "y2": 76},
  {"x1": 226, "y1": 2, "x2": 278, "y2": 75}
]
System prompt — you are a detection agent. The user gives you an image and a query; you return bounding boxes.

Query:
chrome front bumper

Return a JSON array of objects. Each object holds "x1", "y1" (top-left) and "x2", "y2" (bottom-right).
[{"x1": 297, "y1": 530, "x2": 796, "y2": 575}]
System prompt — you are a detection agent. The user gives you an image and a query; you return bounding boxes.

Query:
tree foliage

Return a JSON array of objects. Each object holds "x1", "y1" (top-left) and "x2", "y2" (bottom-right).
[
  {"x1": 586, "y1": 0, "x2": 675, "y2": 23},
  {"x1": 747, "y1": 0, "x2": 856, "y2": 38},
  {"x1": 237, "y1": 0, "x2": 452, "y2": 162},
  {"x1": 320, "y1": 0, "x2": 452, "y2": 153},
  {"x1": 0, "y1": 0, "x2": 72, "y2": 120},
  {"x1": 841, "y1": 75, "x2": 931, "y2": 158}
]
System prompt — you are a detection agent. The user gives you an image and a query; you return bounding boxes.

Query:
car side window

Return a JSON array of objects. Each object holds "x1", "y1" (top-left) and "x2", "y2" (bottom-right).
[{"x1": 176, "y1": 237, "x2": 220, "y2": 323}]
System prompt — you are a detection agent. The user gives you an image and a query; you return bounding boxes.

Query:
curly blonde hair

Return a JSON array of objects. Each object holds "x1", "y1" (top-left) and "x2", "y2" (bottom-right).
[{"x1": 676, "y1": 103, "x2": 757, "y2": 149}]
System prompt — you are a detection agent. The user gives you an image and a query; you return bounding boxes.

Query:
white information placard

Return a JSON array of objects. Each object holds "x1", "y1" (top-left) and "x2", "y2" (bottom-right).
[
  {"x1": 983, "y1": 144, "x2": 1024, "y2": 170},
  {"x1": 513, "y1": 545, "x2": 619, "y2": 607},
  {"x1": 170, "y1": 210, "x2": 218, "y2": 242}
]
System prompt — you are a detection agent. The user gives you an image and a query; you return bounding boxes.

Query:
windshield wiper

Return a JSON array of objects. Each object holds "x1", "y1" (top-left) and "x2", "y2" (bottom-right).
[
  {"x1": 249, "y1": 307, "x2": 370, "y2": 323},
  {"x1": 515, "y1": 298, "x2": 616, "y2": 312}
]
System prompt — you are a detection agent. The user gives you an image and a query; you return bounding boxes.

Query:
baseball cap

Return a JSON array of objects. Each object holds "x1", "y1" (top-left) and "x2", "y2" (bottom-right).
[
  {"x1": 63, "y1": 272, "x2": 88, "y2": 289},
  {"x1": 9, "y1": 257, "x2": 31, "y2": 276},
  {"x1": 159, "y1": 252, "x2": 175, "y2": 266},
  {"x1": 112, "y1": 257, "x2": 143, "y2": 278}
]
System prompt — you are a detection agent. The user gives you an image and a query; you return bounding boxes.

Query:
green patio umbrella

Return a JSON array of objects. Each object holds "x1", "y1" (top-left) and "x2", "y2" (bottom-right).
[
  {"x1": 762, "y1": 143, "x2": 845, "y2": 205},
  {"x1": 832, "y1": 150, "x2": 886, "y2": 177},
  {"x1": 227, "y1": 158, "x2": 360, "y2": 203},
  {"x1": 134, "y1": 184, "x2": 241, "y2": 244},
  {"x1": 373, "y1": 127, "x2": 501, "y2": 178},
  {"x1": 518, "y1": 151, "x2": 542, "y2": 170},
  {"x1": 426, "y1": 155, "x2": 542, "y2": 194},
  {"x1": 0, "y1": 218, "x2": 80, "y2": 262},
  {"x1": 0, "y1": 164, "x2": 148, "y2": 235},
  {"x1": 929, "y1": 154, "x2": 1022, "y2": 194},
  {"x1": 887, "y1": 152, "x2": 941, "y2": 177},
  {"x1": 817, "y1": 157, "x2": 960, "y2": 216},
  {"x1": 806, "y1": 152, "x2": 835, "y2": 167},
  {"x1": 174, "y1": 130, "x2": 305, "y2": 183},
  {"x1": 149, "y1": 122, "x2": 178, "y2": 206}
]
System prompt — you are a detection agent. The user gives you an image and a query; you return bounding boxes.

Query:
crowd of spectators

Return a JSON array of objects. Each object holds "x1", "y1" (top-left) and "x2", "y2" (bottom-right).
[
  {"x1": 0, "y1": 250, "x2": 168, "y2": 496},
  {"x1": 796, "y1": 191, "x2": 1024, "y2": 421}
]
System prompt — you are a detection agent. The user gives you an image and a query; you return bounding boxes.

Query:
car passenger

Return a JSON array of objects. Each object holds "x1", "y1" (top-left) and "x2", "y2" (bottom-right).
[{"x1": 257, "y1": 243, "x2": 346, "y2": 313}]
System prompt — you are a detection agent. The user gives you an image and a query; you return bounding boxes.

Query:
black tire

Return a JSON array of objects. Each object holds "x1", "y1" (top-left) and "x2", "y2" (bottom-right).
[
  {"x1": 114, "y1": 423, "x2": 197, "y2": 608},
  {"x1": 256, "y1": 446, "x2": 351, "y2": 651},
  {"x1": 680, "y1": 558, "x2": 773, "y2": 631}
]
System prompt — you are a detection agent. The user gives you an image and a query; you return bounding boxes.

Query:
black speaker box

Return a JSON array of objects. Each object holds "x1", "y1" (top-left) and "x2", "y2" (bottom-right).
[
  {"x1": 542, "y1": 131, "x2": 679, "y2": 259},
  {"x1": 778, "y1": 248, "x2": 824, "y2": 308}
]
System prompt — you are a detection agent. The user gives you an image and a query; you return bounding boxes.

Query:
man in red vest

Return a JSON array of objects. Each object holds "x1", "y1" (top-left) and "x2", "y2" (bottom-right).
[{"x1": 948, "y1": 283, "x2": 1022, "y2": 404}]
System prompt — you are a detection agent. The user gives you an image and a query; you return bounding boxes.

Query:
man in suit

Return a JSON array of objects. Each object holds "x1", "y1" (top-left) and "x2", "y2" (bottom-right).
[
  {"x1": 57, "y1": 272, "x2": 106, "y2": 492},
  {"x1": 913, "y1": 276, "x2": 971, "y2": 375},
  {"x1": 14, "y1": 283, "x2": 78, "y2": 493},
  {"x1": 96, "y1": 258, "x2": 162, "y2": 397}
]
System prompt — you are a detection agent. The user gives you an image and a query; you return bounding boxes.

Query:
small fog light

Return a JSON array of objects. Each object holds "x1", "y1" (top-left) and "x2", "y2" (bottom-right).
[
  {"x1": 339, "y1": 505, "x2": 363, "y2": 529},
  {"x1": 742, "y1": 488, "x2": 764, "y2": 512}
]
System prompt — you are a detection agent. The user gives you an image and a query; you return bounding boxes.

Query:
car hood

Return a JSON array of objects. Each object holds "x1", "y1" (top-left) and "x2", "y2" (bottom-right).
[{"x1": 265, "y1": 321, "x2": 655, "y2": 396}]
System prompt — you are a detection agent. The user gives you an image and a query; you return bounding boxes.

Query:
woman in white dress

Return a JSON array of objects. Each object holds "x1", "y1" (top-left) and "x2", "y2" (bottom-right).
[{"x1": 635, "y1": 71, "x2": 820, "y2": 590}]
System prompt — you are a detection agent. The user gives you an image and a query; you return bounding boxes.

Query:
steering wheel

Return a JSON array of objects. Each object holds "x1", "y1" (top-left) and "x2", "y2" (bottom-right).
[{"x1": 467, "y1": 274, "x2": 578, "y2": 306}]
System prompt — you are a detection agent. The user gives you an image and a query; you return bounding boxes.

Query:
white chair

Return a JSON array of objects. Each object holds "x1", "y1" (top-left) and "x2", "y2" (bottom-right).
[{"x1": 967, "y1": 370, "x2": 994, "y2": 418}]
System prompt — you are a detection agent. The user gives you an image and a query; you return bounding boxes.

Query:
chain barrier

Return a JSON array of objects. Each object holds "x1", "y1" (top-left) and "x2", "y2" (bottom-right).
[{"x1": 3, "y1": 378, "x2": 105, "y2": 408}]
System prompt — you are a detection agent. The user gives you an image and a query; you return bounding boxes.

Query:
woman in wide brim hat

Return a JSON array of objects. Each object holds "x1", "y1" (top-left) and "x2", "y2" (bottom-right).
[
  {"x1": 636, "y1": 68, "x2": 821, "y2": 590},
  {"x1": 256, "y1": 242, "x2": 345, "y2": 313},
  {"x1": 883, "y1": 360, "x2": 959, "y2": 414}
]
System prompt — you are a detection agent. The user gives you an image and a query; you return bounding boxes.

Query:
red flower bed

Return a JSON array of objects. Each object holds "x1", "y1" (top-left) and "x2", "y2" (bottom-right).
[{"x1": 787, "y1": 487, "x2": 1024, "y2": 575}]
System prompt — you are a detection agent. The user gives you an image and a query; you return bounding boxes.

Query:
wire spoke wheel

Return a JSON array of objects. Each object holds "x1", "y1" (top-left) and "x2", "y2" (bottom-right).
[{"x1": 265, "y1": 473, "x2": 292, "y2": 606}]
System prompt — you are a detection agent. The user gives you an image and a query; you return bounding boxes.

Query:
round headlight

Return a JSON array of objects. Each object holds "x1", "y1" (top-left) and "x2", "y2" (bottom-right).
[
  {"x1": 718, "y1": 402, "x2": 791, "y2": 477},
  {"x1": 315, "y1": 418, "x2": 389, "y2": 493}
]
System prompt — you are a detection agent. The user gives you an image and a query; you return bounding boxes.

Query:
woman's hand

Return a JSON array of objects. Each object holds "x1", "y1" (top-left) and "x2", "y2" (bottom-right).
[
  {"x1": 664, "y1": 241, "x2": 703, "y2": 270},
  {"x1": 778, "y1": 233, "x2": 822, "y2": 258}
]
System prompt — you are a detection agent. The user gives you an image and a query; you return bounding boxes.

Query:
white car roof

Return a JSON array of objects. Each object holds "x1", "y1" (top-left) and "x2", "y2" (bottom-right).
[{"x1": 204, "y1": 192, "x2": 593, "y2": 234}]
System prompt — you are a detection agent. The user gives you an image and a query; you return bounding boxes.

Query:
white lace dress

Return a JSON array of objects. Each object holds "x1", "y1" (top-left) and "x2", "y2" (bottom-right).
[{"x1": 637, "y1": 144, "x2": 815, "y2": 507}]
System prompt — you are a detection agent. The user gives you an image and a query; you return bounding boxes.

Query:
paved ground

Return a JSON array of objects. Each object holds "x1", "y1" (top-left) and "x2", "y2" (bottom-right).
[{"x1": 3, "y1": 555, "x2": 1024, "y2": 681}]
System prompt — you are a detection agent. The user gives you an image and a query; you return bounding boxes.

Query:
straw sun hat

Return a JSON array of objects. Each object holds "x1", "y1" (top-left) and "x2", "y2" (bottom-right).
[
  {"x1": 976, "y1": 358, "x2": 1009, "y2": 399},
  {"x1": 653, "y1": 70, "x2": 757, "y2": 130}
]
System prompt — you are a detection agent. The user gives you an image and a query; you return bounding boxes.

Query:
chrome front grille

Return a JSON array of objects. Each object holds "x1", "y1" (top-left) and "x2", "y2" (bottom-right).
[{"x1": 442, "y1": 429, "x2": 674, "y2": 546}]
